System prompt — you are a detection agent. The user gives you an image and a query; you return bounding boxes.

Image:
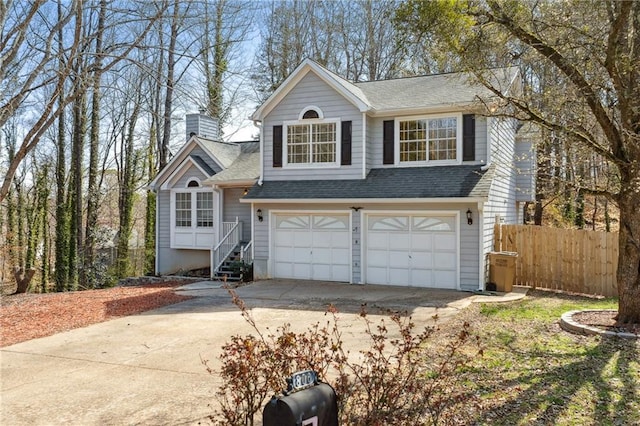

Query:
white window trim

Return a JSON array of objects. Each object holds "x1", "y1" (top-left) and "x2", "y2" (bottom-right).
[
  {"x1": 169, "y1": 187, "x2": 216, "y2": 249},
  {"x1": 282, "y1": 117, "x2": 342, "y2": 169},
  {"x1": 394, "y1": 113, "x2": 463, "y2": 166}
]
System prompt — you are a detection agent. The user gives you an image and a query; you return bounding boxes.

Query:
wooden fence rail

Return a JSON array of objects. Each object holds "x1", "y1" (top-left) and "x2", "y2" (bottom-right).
[{"x1": 493, "y1": 224, "x2": 618, "y2": 297}]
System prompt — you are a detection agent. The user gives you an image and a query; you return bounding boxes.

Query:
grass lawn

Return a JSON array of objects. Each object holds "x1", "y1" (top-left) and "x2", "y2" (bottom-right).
[{"x1": 436, "y1": 290, "x2": 639, "y2": 425}]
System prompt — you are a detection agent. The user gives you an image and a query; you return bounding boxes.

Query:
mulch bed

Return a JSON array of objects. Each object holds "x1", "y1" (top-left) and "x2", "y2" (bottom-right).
[
  {"x1": 572, "y1": 310, "x2": 640, "y2": 336},
  {"x1": 0, "y1": 281, "x2": 193, "y2": 347}
]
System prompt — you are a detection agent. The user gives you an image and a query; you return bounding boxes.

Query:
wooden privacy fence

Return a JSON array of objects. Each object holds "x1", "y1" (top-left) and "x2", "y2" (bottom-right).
[{"x1": 493, "y1": 224, "x2": 619, "y2": 297}]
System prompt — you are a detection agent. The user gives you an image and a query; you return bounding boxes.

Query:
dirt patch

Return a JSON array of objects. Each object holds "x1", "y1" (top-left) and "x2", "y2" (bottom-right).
[{"x1": 0, "y1": 281, "x2": 193, "y2": 347}]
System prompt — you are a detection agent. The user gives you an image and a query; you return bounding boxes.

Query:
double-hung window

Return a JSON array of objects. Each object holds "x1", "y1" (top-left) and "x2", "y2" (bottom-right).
[
  {"x1": 284, "y1": 116, "x2": 339, "y2": 166},
  {"x1": 397, "y1": 115, "x2": 461, "y2": 164},
  {"x1": 171, "y1": 179, "x2": 215, "y2": 248}
]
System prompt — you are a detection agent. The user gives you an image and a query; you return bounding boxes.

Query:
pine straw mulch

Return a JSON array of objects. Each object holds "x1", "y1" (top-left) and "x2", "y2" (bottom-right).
[{"x1": 0, "y1": 281, "x2": 193, "y2": 348}]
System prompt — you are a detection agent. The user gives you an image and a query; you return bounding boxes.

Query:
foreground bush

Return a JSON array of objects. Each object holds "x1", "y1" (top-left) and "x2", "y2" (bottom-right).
[{"x1": 203, "y1": 288, "x2": 481, "y2": 425}]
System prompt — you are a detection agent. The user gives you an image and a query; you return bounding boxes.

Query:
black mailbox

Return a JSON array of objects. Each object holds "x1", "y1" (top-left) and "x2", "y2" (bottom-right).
[{"x1": 263, "y1": 370, "x2": 338, "y2": 426}]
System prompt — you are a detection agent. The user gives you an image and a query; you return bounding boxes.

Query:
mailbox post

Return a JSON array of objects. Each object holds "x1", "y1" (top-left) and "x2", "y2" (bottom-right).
[{"x1": 263, "y1": 370, "x2": 338, "y2": 426}]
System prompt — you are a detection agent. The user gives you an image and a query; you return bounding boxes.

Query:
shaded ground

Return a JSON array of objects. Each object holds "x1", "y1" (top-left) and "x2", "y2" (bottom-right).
[{"x1": 429, "y1": 290, "x2": 640, "y2": 425}]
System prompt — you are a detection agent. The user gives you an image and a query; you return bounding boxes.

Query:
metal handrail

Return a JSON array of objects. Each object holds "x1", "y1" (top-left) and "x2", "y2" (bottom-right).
[
  {"x1": 211, "y1": 218, "x2": 242, "y2": 275},
  {"x1": 240, "y1": 240, "x2": 253, "y2": 265}
]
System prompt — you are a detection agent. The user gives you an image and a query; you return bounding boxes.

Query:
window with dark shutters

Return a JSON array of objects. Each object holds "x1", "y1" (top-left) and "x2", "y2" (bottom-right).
[
  {"x1": 383, "y1": 120, "x2": 394, "y2": 164},
  {"x1": 273, "y1": 125, "x2": 283, "y2": 167},
  {"x1": 462, "y1": 114, "x2": 475, "y2": 161},
  {"x1": 341, "y1": 120, "x2": 352, "y2": 165}
]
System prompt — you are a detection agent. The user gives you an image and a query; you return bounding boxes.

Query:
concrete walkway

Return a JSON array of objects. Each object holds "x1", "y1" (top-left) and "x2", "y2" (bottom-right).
[{"x1": 1, "y1": 280, "x2": 526, "y2": 425}]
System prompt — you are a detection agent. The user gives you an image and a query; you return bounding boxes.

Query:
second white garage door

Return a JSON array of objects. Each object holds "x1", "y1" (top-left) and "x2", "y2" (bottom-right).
[
  {"x1": 365, "y1": 214, "x2": 458, "y2": 288},
  {"x1": 273, "y1": 214, "x2": 350, "y2": 282}
]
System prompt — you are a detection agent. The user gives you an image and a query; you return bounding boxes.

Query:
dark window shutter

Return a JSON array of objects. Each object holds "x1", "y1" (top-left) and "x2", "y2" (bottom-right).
[
  {"x1": 273, "y1": 125, "x2": 283, "y2": 167},
  {"x1": 462, "y1": 114, "x2": 475, "y2": 161},
  {"x1": 383, "y1": 120, "x2": 394, "y2": 164},
  {"x1": 341, "y1": 120, "x2": 352, "y2": 165}
]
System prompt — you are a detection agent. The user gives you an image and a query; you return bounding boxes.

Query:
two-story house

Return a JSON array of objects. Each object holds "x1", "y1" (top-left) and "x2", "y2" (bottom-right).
[
  {"x1": 242, "y1": 59, "x2": 533, "y2": 291},
  {"x1": 151, "y1": 59, "x2": 534, "y2": 291}
]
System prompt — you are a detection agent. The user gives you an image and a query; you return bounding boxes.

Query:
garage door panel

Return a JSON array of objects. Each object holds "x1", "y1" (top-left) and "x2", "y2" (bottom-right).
[
  {"x1": 389, "y1": 233, "x2": 411, "y2": 250},
  {"x1": 366, "y1": 214, "x2": 458, "y2": 289},
  {"x1": 367, "y1": 233, "x2": 388, "y2": 249},
  {"x1": 312, "y1": 232, "x2": 332, "y2": 247},
  {"x1": 331, "y1": 232, "x2": 350, "y2": 247},
  {"x1": 434, "y1": 234, "x2": 456, "y2": 250},
  {"x1": 293, "y1": 248, "x2": 312, "y2": 263},
  {"x1": 389, "y1": 251, "x2": 410, "y2": 267},
  {"x1": 331, "y1": 247, "x2": 350, "y2": 263},
  {"x1": 275, "y1": 231, "x2": 294, "y2": 246},
  {"x1": 294, "y1": 232, "x2": 312, "y2": 247},
  {"x1": 293, "y1": 263, "x2": 311, "y2": 278},
  {"x1": 411, "y1": 270, "x2": 432, "y2": 287},
  {"x1": 368, "y1": 249, "x2": 389, "y2": 268},
  {"x1": 274, "y1": 262, "x2": 292, "y2": 278},
  {"x1": 366, "y1": 266, "x2": 387, "y2": 284},
  {"x1": 273, "y1": 213, "x2": 350, "y2": 282},
  {"x1": 411, "y1": 234, "x2": 432, "y2": 251},
  {"x1": 434, "y1": 252, "x2": 456, "y2": 268},
  {"x1": 433, "y1": 270, "x2": 456, "y2": 288},
  {"x1": 276, "y1": 247, "x2": 294, "y2": 262},
  {"x1": 388, "y1": 268, "x2": 410, "y2": 286},
  {"x1": 411, "y1": 251, "x2": 432, "y2": 266}
]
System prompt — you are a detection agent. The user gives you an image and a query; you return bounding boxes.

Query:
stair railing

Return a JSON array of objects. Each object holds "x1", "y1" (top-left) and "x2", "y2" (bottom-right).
[
  {"x1": 211, "y1": 217, "x2": 242, "y2": 276},
  {"x1": 240, "y1": 240, "x2": 253, "y2": 265}
]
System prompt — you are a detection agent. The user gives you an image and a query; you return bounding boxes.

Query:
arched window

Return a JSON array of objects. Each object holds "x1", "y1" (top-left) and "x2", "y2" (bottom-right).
[
  {"x1": 302, "y1": 109, "x2": 319, "y2": 119},
  {"x1": 187, "y1": 179, "x2": 200, "y2": 187},
  {"x1": 298, "y1": 106, "x2": 324, "y2": 120}
]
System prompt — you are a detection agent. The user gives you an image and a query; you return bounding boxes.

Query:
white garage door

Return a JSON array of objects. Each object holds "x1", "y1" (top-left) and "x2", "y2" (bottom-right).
[
  {"x1": 273, "y1": 214, "x2": 350, "y2": 282},
  {"x1": 366, "y1": 214, "x2": 458, "y2": 288}
]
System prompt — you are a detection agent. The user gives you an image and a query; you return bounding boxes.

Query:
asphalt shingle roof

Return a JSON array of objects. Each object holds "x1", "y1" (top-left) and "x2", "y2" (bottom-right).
[
  {"x1": 244, "y1": 165, "x2": 494, "y2": 200},
  {"x1": 189, "y1": 154, "x2": 216, "y2": 176},
  {"x1": 355, "y1": 68, "x2": 519, "y2": 112}
]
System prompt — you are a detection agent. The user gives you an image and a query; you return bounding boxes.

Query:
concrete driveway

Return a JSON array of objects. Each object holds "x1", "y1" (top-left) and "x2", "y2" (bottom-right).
[{"x1": 1, "y1": 279, "x2": 525, "y2": 425}]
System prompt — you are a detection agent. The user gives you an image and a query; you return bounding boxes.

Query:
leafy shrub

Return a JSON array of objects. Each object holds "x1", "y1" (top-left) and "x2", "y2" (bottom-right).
[{"x1": 204, "y1": 287, "x2": 482, "y2": 425}]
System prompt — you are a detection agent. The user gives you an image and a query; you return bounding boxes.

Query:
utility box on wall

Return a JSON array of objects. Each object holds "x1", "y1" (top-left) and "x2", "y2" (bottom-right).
[{"x1": 263, "y1": 370, "x2": 338, "y2": 426}]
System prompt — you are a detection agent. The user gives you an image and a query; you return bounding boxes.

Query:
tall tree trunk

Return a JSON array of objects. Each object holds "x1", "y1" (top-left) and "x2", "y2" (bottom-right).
[
  {"x1": 616, "y1": 161, "x2": 640, "y2": 324},
  {"x1": 68, "y1": 86, "x2": 87, "y2": 290},
  {"x1": 84, "y1": 0, "x2": 107, "y2": 289},
  {"x1": 145, "y1": 125, "x2": 157, "y2": 276},
  {"x1": 116, "y1": 101, "x2": 141, "y2": 279},
  {"x1": 159, "y1": 0, "x2": 179, "y2": 169}
]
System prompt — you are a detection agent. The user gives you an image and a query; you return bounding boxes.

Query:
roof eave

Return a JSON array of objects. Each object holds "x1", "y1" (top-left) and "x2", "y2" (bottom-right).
[
  {"x1": 367, "y1": 102, "x2": 484, "y2": 117},
  {"x1": 240, "y1": 196, "x2": 488, "y2": 204}
]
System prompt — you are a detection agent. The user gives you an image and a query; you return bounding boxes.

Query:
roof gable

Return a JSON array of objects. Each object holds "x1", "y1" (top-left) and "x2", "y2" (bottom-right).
[
  {"x1": 149, "y1": 136, "x2": 236, "y2": 190},
  {"x1": 251, "y1": 59, "x2": 371, "y2": 121},
  {"x1": 160, "y1": 156, "x2": 215, "y2": 190}
]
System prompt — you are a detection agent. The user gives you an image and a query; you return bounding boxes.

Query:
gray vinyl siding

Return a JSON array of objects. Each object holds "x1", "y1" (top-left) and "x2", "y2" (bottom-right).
[
  {"x1": 251, "y1": 202, "x2": 479, "y2": 290},
  {"x1": 185, "y1": 113, "x2": 219, "y2": 141},
  {"x1": 156, "y1": 189, "x2": 210, "y2": 275},
  {"x1": 352, "y1": 211, "x2": 362, "y2": 283},
  {"x1": 252, "y1": 204, "x2": 270, "y2": 279},
  {"x1": 173, "y1": 165, "x2": 209, "y2": 188},
  {"x1": 482, "y1": 117, "x2": 519, "y2": 266},
  {"x1": 223, "y1": 187, "x2": 252, "y2": 242},
  {"x1": 262, "y1": 72, "x2": 363, "y2": 181},
  {"x1": 366, "y1": 114, "x2": 488, "y2": 169}
]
